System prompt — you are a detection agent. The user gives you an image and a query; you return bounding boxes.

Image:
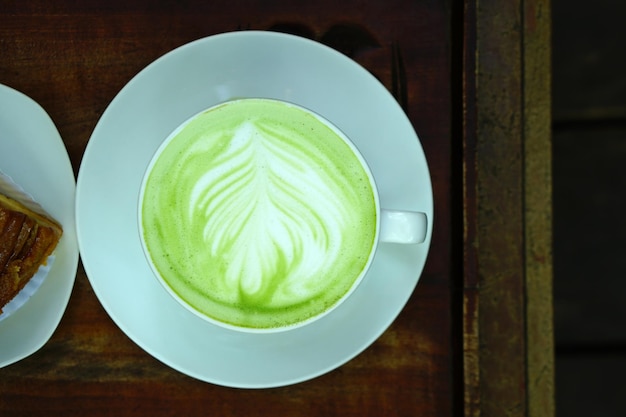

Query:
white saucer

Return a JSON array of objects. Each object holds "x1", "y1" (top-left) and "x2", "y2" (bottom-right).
[
  {"x1": 76, "y1": 31, "x2": 433, "y2": 388},
  {"x1": 0, "y1": 84, "x2": 79, "y2": 368}
]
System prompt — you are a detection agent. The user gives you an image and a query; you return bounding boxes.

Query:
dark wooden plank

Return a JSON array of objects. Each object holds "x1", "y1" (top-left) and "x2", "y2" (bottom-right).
[
  {"x1": 522, "y1": 1, "x2": 554, "y2": 415},
  {"x1": 553, "y1": 128, "x2": 626, "y2": 345},
  {"x1": 556, "y1": 353, "x2": 626, "y2": 417},
  {"x1": 552, "y1": 0, "x2": 626, "y2": 121},
  {"x1": 462, "y1": 0, "x2": 554, "y2": 416}
]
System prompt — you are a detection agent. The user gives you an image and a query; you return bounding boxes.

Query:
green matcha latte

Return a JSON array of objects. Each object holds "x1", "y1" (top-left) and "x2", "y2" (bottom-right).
[{"x1": 140, "y1": 98, "x2": 378, "y2": 330}]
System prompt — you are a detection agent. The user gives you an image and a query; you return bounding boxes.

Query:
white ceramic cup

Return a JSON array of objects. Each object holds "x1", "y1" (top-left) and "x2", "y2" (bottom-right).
[{"x1": 138, "y1": 98, "x2": 427, "y2": 333}]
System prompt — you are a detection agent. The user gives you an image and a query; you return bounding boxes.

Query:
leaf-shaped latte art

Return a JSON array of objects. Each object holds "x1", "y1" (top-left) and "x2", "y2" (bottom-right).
[
  {"x1": 190, "y1": 120, "x2": 351, "y2": 306},
  {"x1": 141, "y1": 99, "x2": 377, "y2": 329}
]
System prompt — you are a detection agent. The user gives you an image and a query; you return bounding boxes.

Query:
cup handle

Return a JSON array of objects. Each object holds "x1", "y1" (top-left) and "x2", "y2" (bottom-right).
[{"x1": 379, "y1": 209, "x2": 428, "y2": 244}]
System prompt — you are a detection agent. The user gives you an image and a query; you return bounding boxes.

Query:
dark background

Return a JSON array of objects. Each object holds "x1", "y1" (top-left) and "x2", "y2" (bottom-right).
[{"x1": 552, "y1": 0, "x2": 626, "y2": 415}]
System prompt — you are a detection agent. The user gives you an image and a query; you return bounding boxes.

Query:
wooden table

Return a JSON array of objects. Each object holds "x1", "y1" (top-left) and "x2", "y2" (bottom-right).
[{"x1": 0, "y1": 1, "x2": 554, "y2": 416}]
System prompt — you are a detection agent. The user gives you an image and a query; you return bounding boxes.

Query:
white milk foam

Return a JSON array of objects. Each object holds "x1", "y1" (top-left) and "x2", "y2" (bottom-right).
[{"x1": 189, "y1": 121, "x2": 350, "y2": 305}]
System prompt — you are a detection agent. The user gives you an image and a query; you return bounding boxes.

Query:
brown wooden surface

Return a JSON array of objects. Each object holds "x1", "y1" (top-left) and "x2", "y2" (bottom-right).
[
  {"x1": 0, "y1": 1, "x2": 455, "y2": 416},
  {"x1": 0, "y1": 1, "x2": 555, "y2": 416},
  {"x1": 462, "y1": 0, "x2": 554, "y2": 416}
]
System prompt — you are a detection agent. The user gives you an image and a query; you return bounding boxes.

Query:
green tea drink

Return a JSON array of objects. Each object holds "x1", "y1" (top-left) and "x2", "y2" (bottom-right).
[{"x1": 140, "y1": 98, "x2": 377, "y2": 330}]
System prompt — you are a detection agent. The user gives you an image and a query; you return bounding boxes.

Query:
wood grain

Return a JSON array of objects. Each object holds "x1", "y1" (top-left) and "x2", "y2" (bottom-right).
[
  {"x1": 0, "y1": 1, "x2": 456, "y2": 416},
  {"x1": 462, "y1": 0, "x2": 554, "y2": 416},
  {"x1": 1, "y1": 1, "x2": 555, "y2": 415}
]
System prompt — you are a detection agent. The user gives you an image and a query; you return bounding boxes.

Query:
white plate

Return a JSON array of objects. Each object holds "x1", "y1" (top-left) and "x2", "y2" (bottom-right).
[
  {"x1": 76, "y1": 31, "x2": 433, "y2": 388},
  {"x1": 0, "y1": 84, "x2": 79, "y2": 367}
]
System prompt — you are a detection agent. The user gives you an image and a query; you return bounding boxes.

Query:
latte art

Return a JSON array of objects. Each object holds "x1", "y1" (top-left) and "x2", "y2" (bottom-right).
[
  {"x1": 141, "y1": 99, "x2": 377, "y2": 329},
  {"x1": 191, "y1": 121, "x2": 351, "y2": 304}
]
